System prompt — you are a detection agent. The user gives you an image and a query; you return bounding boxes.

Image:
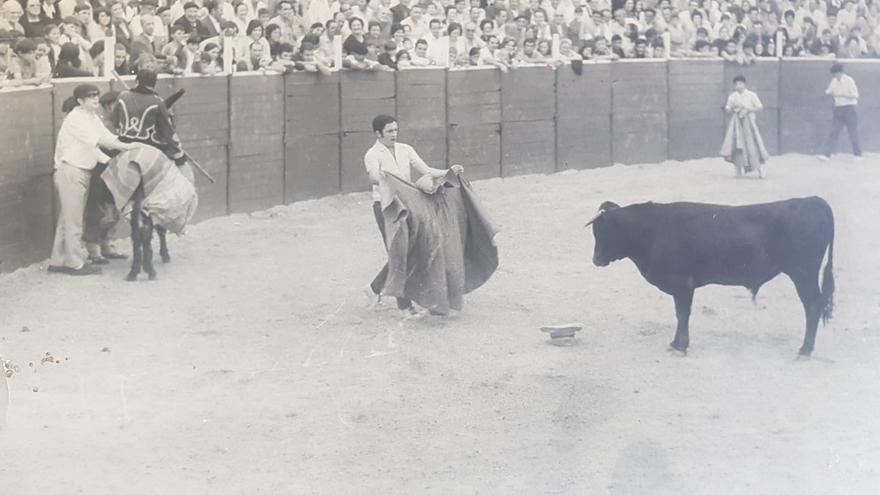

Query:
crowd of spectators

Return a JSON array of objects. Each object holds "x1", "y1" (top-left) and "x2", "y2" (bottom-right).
[{"x1": 1, "y1": 0, "x2": 880, "y2": 87}]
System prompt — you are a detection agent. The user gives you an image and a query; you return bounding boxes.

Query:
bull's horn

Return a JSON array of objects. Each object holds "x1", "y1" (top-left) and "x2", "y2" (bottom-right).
[{"x1": 584, "y1": 209, "x2": 605, "y2": 228}]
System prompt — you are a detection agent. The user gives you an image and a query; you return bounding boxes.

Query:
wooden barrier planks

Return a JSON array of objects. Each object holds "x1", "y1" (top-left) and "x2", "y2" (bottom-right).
[
  {"x1": 447, "y1": 68, "x2": 501, "y2": 179},
  {"x1": 501, "y1": 66, "x2": 555, "y2": 176},
  {"x1": 285, "y1": 72, "x2": 341, "y2": 200},
  {"x1": 556, "y1": 63, "x2": 612, "y2": 169},
  {"x1": 229, "y1": 73, "x2": 285, "y2": 213},
  {"x1": 0, "y1": 86, "x2": 55, "y2": 272},
  {"x1": 611, "y1": 61, "x2": 668, "y2": 164},
  {"x1": 668, "y1": 59, "x2": 725, "y2": 160}
]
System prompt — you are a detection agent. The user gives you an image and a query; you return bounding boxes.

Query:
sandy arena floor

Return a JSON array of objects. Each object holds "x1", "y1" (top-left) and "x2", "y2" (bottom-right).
[{"x1": 2, "y1": 153, "x2": 880, "y2": 494}]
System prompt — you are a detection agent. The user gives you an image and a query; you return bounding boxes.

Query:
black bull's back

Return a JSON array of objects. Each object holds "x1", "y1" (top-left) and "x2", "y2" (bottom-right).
[{"x1": 589, "y1": 196, "x2": 835, "y2": 356}]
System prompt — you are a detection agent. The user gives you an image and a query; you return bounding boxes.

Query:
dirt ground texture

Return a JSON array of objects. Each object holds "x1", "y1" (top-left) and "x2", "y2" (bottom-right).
[{"x1": 2, "y1": 153, "x2": 880, "y2": 494}]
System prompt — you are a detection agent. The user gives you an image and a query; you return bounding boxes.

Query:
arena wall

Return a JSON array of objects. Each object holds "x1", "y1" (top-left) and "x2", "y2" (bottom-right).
[{"x1": 2, "y1": 59, "x2": 879, "y2": 272}]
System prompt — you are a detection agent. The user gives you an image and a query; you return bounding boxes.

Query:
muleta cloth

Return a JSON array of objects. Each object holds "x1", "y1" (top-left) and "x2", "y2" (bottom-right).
[
  {"x1": 374, "y1": 171, "x2": 499, "y2": 314},
  {"x1": 719, "y1": 111, "x2": 769, "y2": 172},
  {"x1": 101, "y1": 144, "x2": 199, "y2": 235}
]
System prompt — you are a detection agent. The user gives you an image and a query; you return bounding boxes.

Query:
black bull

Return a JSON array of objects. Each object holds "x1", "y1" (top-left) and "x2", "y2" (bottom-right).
[{"x1": 585, "y1": 197, "x2": 835, "y2": 357}]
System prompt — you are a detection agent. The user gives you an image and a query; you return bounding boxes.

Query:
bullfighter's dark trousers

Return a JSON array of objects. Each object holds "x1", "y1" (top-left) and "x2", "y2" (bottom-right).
[
  {"x1": 82, "y1": 163, "x2": 121, "y2": 251},
  {"x1": 824, "y1": 105, "x2": 862, "y2": 157},
  {"x1": 370, "y1": 201, "x2": 413, "y2": 310}
]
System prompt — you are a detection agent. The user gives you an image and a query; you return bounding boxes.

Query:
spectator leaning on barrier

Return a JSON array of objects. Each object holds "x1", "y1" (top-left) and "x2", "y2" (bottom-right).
[
  {"x1": 50, "y1": 84, "x2": 138, "y2": 276},
  {"x1": 820, "y1": 62, "x2": 862, "y2": 161}
]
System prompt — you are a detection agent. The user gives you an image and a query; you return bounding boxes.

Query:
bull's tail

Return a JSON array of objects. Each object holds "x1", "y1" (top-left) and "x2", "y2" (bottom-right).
[{"x1": 820, "y1": 210, "x2": 835, "y2": 324}]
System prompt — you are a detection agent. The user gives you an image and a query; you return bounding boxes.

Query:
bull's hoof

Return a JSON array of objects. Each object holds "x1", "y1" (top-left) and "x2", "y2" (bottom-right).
[
  {"x1": 668, "y1": 342, "x2": 688, "y2": 356},
  {"x1": 125, "y1": 272, "x2": 138, "y2": 282},
  {"x1": 160, "y1": 252, "x2": 171, "y2": 263},
  {"x1": 797, "y1": 348, "x2": 813, "y2": 360},
  {"x1": 147, "y1": 272, "x2": 157, "y2": 281}
]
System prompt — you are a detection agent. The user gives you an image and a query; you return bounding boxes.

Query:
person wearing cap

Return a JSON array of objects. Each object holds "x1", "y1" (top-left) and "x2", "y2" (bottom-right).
[
  {"x1": 113, "y1": 69, "x2": 187, "y2": 166},
  {"x1": 819, "y1": 62, "x2": 862, "y2": 161},
  {"x1": 172, "y1": 1, "x2": 212, "y2": 42},
  {"x1": 50, "y1": 84, "x2": 138, "y2": 276}
]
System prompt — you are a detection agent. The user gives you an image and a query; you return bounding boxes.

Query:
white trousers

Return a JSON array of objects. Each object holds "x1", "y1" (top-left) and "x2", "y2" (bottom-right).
[{"x1": 49, "y1": 163, "x2": 92, "y2": 270}]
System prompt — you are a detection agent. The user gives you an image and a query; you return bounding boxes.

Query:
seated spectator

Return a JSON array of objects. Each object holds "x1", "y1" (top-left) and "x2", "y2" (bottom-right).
[
  {"x1": 592, "y1": 37, "x2": 619, "y2": 60},
  {"x1": 162, "y1": 24, "x2": 189, "y2": 72},
  {"x1": 493, "y1": 37, "x2": 517, "y2": 65},
  {"x1": 479, "y1": 35, "x2": 509, "y2": 71},
  {"x1": 20, "y1": 0, "x2": 52, "y2": 38},
  {"x1": 0, "y1": 1, "x2": 25, "y2": 36},
  {"x1": 840, "y1": 36, "x2": 863, "y2": 58},
  {"x1": 268, "y1": 41, "x2": 295, "y2": 72},
  {"x1": 174, "y1": 2, "x2": 213, "y2": 42},
  {"x1": 516, "y1": 37, "x2": 546, "y2": 63},
  {"x1": 558, "y1": 38, "x2": 581, "y2": 61},
  {"x1": 292, "y1": 39, "x2": 331, "y2": 74},
  {"x1": 265, "y1": 23, "x2": 283, "y2": 58},
  {"x1": 32, "y1": 37, "x2": 53, "y2": 76},
  {"x1": 342, "y1": 17, "x2": 366, "y2": 54},
  {"x1": 53, "y1": 42, "x2": 93, "y2": 77},
  {"x1": 236, "y1": 39, "x2": 270, "y2": 70},
  {"x1": 610, "y1": 34, "x2": 627, "y2": 57},
  {"x1": 343, "y1": 38, "x2": 388, "y2": 70},
  {"x1": 810, "y1": 29, "x2": 837, "y2": 55},
  {"x1": 466, "y1": 45, "x2": 481, "y2": 65},
  {"x1": 410, "y1": 38, "x2": 434, "y2": 65},
  {"x1": 193, "y1": 41, "x2": 223, "y2": 74},
  {"x1": 92, "y1": 41, "x2": 132, "y2": 76},
  {"x1": 536, "y1": 38, "x2": 552, "y2": 58},
  {"x1": 378, "y1": 40, "x2": 397, "y2": 68},
  {"x1": 651, "y1": 39, "x2": 665, "y2": 59},
  {"x1": 90, "y1": 7, "x2": 113, "y2": 42},
  {"x1": 632, "y1": 37, "x2": 650, "y2": 58},
  {"x1": 395, "y1": 48, "x2": 411, "y2": 68},
  {"x1": 578, "y1": 42, "x2": 593, "y2": 61}
]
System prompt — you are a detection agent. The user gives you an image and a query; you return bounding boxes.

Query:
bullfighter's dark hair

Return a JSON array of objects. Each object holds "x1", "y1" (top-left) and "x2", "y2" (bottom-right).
[
  {"x1": 372, "y1": 115, "x2": 397, "y2": 134},
  {"x1": 733, "y1": 74, "x2": 746, "y2": 84}
]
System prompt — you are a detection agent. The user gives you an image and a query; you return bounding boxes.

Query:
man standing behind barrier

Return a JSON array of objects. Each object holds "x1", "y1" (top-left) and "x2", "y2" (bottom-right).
[
  {"x1": 364, "y1": 115, "x2": 463, "y2": 316},
  {"x1": 49, "y1": 84, "x2": 137, "y2": 276},
  {"x1": 819, "y1": 62, "x2": 862, "y2": 161}
]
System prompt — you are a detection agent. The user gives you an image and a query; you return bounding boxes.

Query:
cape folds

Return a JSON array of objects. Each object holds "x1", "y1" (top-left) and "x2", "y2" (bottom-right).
[{"x1": 375, "y1": 172, "x2": 499, "y2": 314}]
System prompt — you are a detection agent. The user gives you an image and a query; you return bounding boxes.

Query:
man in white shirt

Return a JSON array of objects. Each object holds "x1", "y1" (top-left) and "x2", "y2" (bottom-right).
[
  {"x1": 425, "y1": 17, "x2": 448, "y2": 62},
  {"x1": 50, "y1": 84, "x2": 137, "y2": 275},
  {"x1": 364, "y1": 114, "x2": 463, "y2": 315},
  {"x1": 820, "y1": 62, "x2": 862, "y2": 160}
]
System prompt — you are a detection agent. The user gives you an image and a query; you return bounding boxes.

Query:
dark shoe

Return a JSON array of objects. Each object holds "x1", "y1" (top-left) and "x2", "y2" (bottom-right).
[{"x1": 89, "y1": 256, "x2": 110, "y2": 265}]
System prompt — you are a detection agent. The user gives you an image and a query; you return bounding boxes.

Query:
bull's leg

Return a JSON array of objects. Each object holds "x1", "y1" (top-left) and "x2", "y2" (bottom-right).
[
  {"x1": 127, "y1": 203, "x2": 143, "y2": 281},
  {"x1": 142, "y1": 215, "x2": 157, "y2": 280},
  {"x1": 670, "y1": 288, "x2": 694, "y2": 354},
  {"x1": 157, "y1": 226, "x2": 170, "y2": 263},
  {"x1": 791, "y1": 273, "x2": 822, "y2": 357}
]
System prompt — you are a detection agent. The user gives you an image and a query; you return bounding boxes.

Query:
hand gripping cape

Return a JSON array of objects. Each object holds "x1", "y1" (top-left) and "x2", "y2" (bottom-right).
[
  {"x1": 373, "y1": 171, "x2": 499, "y2": 314},
  {"x1": 100, "y1": 144, "x2": 199, "y2": 235}
]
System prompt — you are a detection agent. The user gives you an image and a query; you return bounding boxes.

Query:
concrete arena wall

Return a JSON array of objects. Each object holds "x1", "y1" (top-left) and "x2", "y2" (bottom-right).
[{"x1": 1, "y1": 59, "x2": 879, "y2": 272}]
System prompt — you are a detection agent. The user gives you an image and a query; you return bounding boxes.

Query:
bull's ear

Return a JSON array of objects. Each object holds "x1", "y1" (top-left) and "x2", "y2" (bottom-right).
[{"x1": 599, "y1": 201, "x2": 620, "y2": 212}]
